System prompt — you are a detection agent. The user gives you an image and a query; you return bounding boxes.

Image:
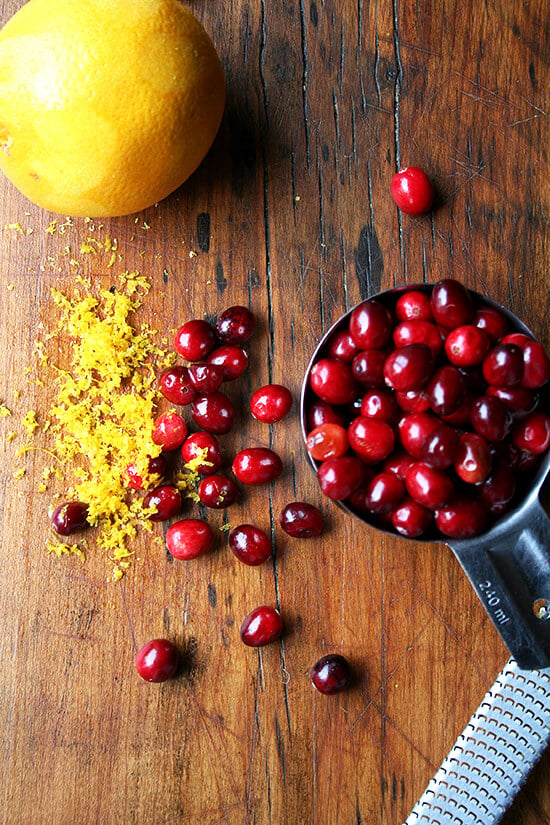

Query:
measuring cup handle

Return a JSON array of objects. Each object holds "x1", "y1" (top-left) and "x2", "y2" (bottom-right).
[{"x1": 450, "y1": 497, "x2": 550, "y2": 670}]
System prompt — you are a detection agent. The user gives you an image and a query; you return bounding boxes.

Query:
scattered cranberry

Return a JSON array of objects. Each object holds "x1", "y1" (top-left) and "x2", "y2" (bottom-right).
[
  {"x1": 216, "y1": 305, "x2": 255, "y2": 344},
  {"x1": 349, "y1": 299, "x2": 394, "y2": 349},
  {"x1": 198, "y1": 475, "x2": 239, "y2": 508},
  {"x1": 317, "y1": 456, "x2": 366, "y2": 500},
  {"x1": 158, "y1": 366, "x2": 198, "y2": 405},
  {"x1": 240, "y1": 606, "x2": 283, "y2": 647},
  {"x1": 310, "y1": 654, "x2": 352, "y2": 694},
  {"x1": 232, "y1": 447, "x2": 283, "y2": 485},
  {"x1": 306, "y1": 422, "x2": 349, "y2": 461},
  {"x1": 390, "y1": 167, "x2": 435, "y2": 215},
  {"x1": 187, "y1": 363, "x2": 225, "y2": 394},
  {"x1": 152, "y1": 411, "x2": 188, "y2": 451},
  {"x1": 229, "y1": 524, "x2": 272, "y2": 565},
  {"x1": 384, "y1": 344, "x2": 434, "y2": 391},
  {"x1": 166, "y1": 519, "x2": 214, "y2": 560},
  {"x1": 174, "y1": 319, "x2": 217, "y2": 361},
  {"x1": 206, "y1": 345, "x2": 249, "y2": 381},
  {"x1": 310, "y1": 358, "x2": 357, "y2": 405},
  {"x1": 143, "y1": 485, "x2": 182, "y2": 521},
  {"x1": 280, "y1": 502, "x2": 324, "y2": 537},
  {"x1": 191, "y1": 392, "x2": 235, "y2": 434},
  {"x1": 126, "y1": 454, "x2": 168, "y2": 490},
  {"x1": 250, "y1": 384, "x2": 293, "y2": 423},
  {"x1": 181, "y1": 431, "x2": 223, "y2": 475},
  {"x1": 135, "y1": 638, "x2": 179, "y2": 683},
  {"x1": 50, "y1": 501, "x2": 89, "y2": 535}
]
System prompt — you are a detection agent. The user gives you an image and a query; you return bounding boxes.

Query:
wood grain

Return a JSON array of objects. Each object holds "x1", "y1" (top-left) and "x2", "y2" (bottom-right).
[{"x1": 0, "y1": 0, "x2": 548, "y2": 823}]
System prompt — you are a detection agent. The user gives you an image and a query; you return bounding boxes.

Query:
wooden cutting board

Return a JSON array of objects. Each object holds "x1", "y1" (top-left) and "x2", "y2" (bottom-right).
[{"x1": 0, "y1": 0, "x2": 548, "y2": 823}]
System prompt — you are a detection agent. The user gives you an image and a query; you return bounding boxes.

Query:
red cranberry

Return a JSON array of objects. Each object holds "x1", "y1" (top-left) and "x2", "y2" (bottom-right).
[
  {"x1": 306, "y1": 422, "x2": 349, "y2": 461},
  {"x1": 126, "y1": 454, "x2": 167, "y2": 490},
  {"x1": 390, "y1": 167, "x2": 435, "y2": 215},
  {"x1": 250, "y1": 384, "x2": 293, "y2": 423},
  {"x1": 391, "y1": 497, "x2": 433, "y2": 537},
  {"x1": 349, "y1": 299, "x2": 394, "y2": 349},
  {"x1": 135, "y1": 638, "x2": 179, "y2": 683},
  {"x1": 229, "y1": 525, "x2": 272, "y2": 565},
  {"x1": 310, "y1": 654, "x2": 352, "y2": 694},
  {"x1": 360, "y1": 388, "x2": 400, "y2": 421},
  {"x1": 427, "y1": 365, "x2": 466, "y2": 416},
  {"x1": 174, "y1": 319, "x2": 217, "y2": 361},
  {"x1": 317, "y1": 456, "x2": 366, "y2": 500},
  {"x1": 143, "y1": 485, "x2": 182, "y2": 521},
  {"x1": 439, "y1": 395, "x2": 474, "y2": 427},
  {"x1": 395, "y1": 388, "x2": 431, "y2": 414},
  {"x1": 166, "y1": 519, "x2": 214, "y2": 560},
  {"x1": 306, "y1": 400, "x2": 346, "y2": 430},
  {"x1": 347, "y1": 416, "x2": 395, "y2": 463},
  {"x1": 420, "y1": 424, "x2": 459, "y2": 470},
  {"x1": 158, "y1": 366, "x2": 198, "y2": 405},
  {"x1": 435, "y1": 497, "x2": 489, "y2": 538},
  {"x1": 395, "y1": 290, "x2": 433, "y2": 322},
  {"x1": 351, "y1": 348, "x2": 387, "y2": 388},
  {"x1": 327, "y1": 329, "x2": 359, "y2": 362},
  {"x1": 280, "y1": 502, "x2": 324, "y2": 537},
  {"x1": 152, "y1": 412, "x2": 188, "y2": 451},
  {"x1": 511, "y1": 411, "x2": 550, "y2": 455},
  {"x1": 187, "y1": 363, "x2": 224, "y2": 394},
  {"x1": 482, "y1": 343, "x2": 524, "y2": 387},
  {"x1": 444, "y1": 325, "x2": 490, "y2": 368},
  {"x1": 470, "y1": 396, "x2": 512, "y2": 441},
  {"x1": 50, "y1": 501, "x2": 89, "y2": 535},
  {"x1": 310, "y1": 358, "x2": 357, "y2": 405},
  {"x1": 365, "y1": 472, "x2": 405, "y2": 514},
  {"x1": 383, "y1": 450, "x2": 416, "y2": 480},
  {"x1": 216, "y1": 305, "x2": 255, "y2": 344},
  {"x1": 232, "y1": 447, "x2": 283, "y2": 485},
  {"x1": 405, "y1": 462, "x2": 455, "y2": 510},
  {"x1": 474, "y1": 306, "x2": 509, "y2": 342},
  {"x1": 520, "y1": 341, "x2": 550, "y2": 389},
  {"x1": 240, "y1": 606, "x2": 283, "y2": 647},
  {"x1": 393, "y1": 320, "x2": 443, "y2": 356},
  {"x1": 479, "y1": 459, "x2": 516, "y2": 513},
  {"x1": 430, "y1": 279, "x2": 474, "y2": 328},
  {"x1": 191, "y1": 392, "x2": 235, "y2": 434},
  {"x1": 384, "y1": 344, "x2": 434, "y2": 391},
  {"x1": 454, "y1": 433, "x2": 492, "y2": 485},
  {"x1": 198, "y1": 475, "x2": 239, "y2": 508},
  {"x1": 398, "y1": 412, "x2": 440, "y2": 459},
  {"x1": 181, "y1": 431, "x2": 223, "y2": 474},
  {"x1": 206, "y1": 345, "x2": 249, "y2": 381},
  {"x1": 486, "y1": 385, "x2": 538, "y2": 419}
]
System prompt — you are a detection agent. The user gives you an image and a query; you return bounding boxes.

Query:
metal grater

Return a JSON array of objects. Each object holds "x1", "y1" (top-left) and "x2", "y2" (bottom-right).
[{"x1": 404, "y1": 659, "x2": 550, "y2": 824}]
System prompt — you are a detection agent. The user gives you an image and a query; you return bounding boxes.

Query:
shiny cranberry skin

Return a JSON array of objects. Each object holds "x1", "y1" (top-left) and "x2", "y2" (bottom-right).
[
  {"x1": 454, "y1": 433, "x2": 492, "y2": 485},
  {"x1": 430, "y1": 279, "x2": 474, "y2": 328},
  {"x1": 326, "y1": 330, "x2": 359, "y2": 362},
  {"x1": 216, "y1": 305, "x2": 255, "y2": 344},
  {"x1": 158, "y1": 366, "x2": 198, "y2": 405},
  {"x1": 439, "y1": 395, "x2": 473, "y2": 427},
  {"x1": 395, "y1": 290, "x2": 433, "y2": 322},
  {"x1": 51, "y1": 501, "x2": 89, "y2": 535},
  {"x1": 383, "y1": 450, "x2": 416, "y2": 480},
  {"x1": 135, "y1": 638, "x2": 179, "y2": 683},
  {"x1": 232, "y1": 447, "x2": 283, "y2": 485},
  {"x1": 390, "y1": 167, "x2": 435, "y2": 215},
  {"x1": 398, "y1": 412, "x2": 440, "y2": 459},
  {"x1": 391, "y1": 497, "x2": 433, "y2": 537},
  {"x1": 166, "y1": 519, "x2": 214, "y2": 560},
  {"x1": 347, "y1": 416, "x2": 395, "y2": 463},
  {"x1": 152, "y1": 412, "x2": 188, "y2": 451},
  {"x1": 479, "y1": 458, "x2": 516, "y2": 514},
  {"x1": 174, "y1": 319, "x2": 217, "y2": 361},
  {"x1": 351, "y1": 348, "x2": 387, "y2": 388},
  {"x1": 191, "y1": 392, "x2": 235, "y2": 434},
  {"x1": 395, "y1": 388, "x2": 431, "y2": 414},
  {"x1": 361, "y1": 389, "x2": 400, "y2": 421},
  {"x1": 229, "y1": 524, "x2": 272, "y2": 565},
  {"x1": 511, "y1": 411, "x2": 550, "y2": 454},
  {"x1": 486, "y1": 385, "x2": 538, "y2": 419},
  {"x1": 384, "y1": 344, "x2": 434, "y2": 391},
  {"x1": 240, "y1": 606, "x2": 283, "y2": 647},
  {"x1": 474, "y1": 306, "x2": 509, "y2": 342},
  {"x1": 405, "y1": 462, "x2": 455, "y2": 510},
  {"x1": 393, "y1": 320, "x2": 443, "y2": 356},
  {"x1": 207, "y1": 345, "x2": 249, "y2": 381},
  {"x1": 470, "y1": 396, "x2": 512, "y2": 441},
  {"x1": 317, "y1": 456, "x2": 366, "y2": 500},
  {"x1": 310, "y1": 358, "x2": 357, "y2": 405},
  {"x1": 143, "y1": 485, "x2": 182, "y2": 521},
  {"x1": 520, "y1": 341, "x2": 550, "y2": 389},
  {"x1": 311, "y1": 654, "x2": 352, "y2": 694},
  {"x1": 365, "y1": 472, "x2": 405, "y2": 514},
  {"x1": 280, "y1": 501, "x2": 324, "y2": 537},
  {"x1": 306, "y1": 422, "x2": 349, "y2": 460},
  {"x1": 482, "y1": 344, "x2": 524, "y2": 387},
  {"x1": 187, "y1": 363, "x2": 224, "y2": 394},
  {"x1": 181, "y1": 431, "x2": 223, "y2": 474},
  {"x1": 198, "y1": 475, "x2": 239, "y2": 508},
  {"x1": 435, "y1": 497, "x2": 489, "y2": 538},
  {"x1": 420, "y1": 424, "x2": 459, "y2": 469},
  {"x1": 250, "y1": 384, "x2": 293, "y2": 423},
  {"x1": 306, "y1": 400, "x2": 345, "y2": 430},
  {"x1": 427, "y1": 366, "x2": 466, "y2": 416},
  {"x1": 444, "y1": 325, "x2": 490, "y2": 368},
  {"x1": 126, "y1": 454, "x2": 168, "y2": 490},
  {"x1": 349, "y1": 299, "x2": 394, "y2": 350}
]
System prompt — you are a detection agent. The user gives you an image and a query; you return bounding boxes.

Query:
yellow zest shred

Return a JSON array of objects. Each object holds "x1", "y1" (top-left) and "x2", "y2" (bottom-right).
[
  {"x1": 0, "y1": 403, "x2": 11, "y2": 417},
  {"x1": 47, "y1": 540, "x2": 86, "y2": 561}
]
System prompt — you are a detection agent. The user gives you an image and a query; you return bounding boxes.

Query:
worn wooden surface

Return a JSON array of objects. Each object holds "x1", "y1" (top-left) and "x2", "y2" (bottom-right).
[{"x1": 0, "y1": 0, "x2": 548, "y2": 823}]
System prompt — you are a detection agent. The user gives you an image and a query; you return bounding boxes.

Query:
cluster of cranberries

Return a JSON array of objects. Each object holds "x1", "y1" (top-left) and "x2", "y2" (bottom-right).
[{"x1": 305, "y1": 279, "x2": 550, "y2": 541}]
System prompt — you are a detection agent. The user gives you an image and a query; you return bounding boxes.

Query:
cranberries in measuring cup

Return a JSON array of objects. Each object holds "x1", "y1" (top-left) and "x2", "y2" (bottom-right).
[{"x1": 304, "y1": 280, "x2": 550, "y2": 540}]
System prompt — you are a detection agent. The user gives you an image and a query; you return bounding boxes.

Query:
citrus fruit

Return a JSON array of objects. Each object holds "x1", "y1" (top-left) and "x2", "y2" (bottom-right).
[{"x1": 0, "y1": 0, "x2": 225, "y2": 217}]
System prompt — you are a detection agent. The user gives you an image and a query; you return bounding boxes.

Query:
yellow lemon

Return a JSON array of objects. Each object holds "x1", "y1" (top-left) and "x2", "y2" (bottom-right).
[{"x1": 0, "y1": 0, "x2": 225, "y2": 216}]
